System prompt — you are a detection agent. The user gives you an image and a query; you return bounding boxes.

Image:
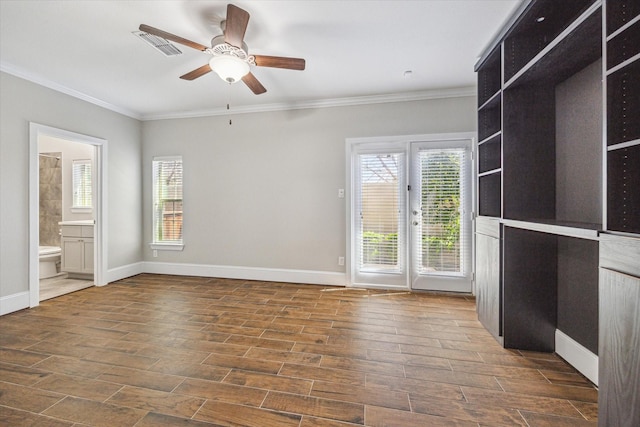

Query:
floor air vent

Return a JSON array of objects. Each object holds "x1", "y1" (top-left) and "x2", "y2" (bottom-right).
[{"x1": 133, "y1": 31, "x2": 182, "y2": 56}]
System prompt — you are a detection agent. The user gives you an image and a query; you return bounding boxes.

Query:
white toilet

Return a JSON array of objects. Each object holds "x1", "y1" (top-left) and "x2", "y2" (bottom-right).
[{"x1": 39, "y1": 246, "x2": 61, "y2": 279}]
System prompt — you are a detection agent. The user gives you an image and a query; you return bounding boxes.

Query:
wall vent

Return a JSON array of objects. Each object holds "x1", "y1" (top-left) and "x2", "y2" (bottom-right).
[{"x1": 132, "y1": 31, "x2": 182, "y2": 57}]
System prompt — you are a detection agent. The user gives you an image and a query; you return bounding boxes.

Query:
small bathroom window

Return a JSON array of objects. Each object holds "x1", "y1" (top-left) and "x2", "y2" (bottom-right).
[{"x1": 72, "y1": 159, "x2": 92, "y2": 210}]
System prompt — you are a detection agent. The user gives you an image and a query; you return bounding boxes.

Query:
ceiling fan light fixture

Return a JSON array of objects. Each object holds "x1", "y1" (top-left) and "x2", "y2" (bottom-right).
[
  {"x1": 139, "y1": 3, "x2": 303, "y2": 95},
  {"x1": 209, "y1": 55, "x2": 250, "y2": 83}
]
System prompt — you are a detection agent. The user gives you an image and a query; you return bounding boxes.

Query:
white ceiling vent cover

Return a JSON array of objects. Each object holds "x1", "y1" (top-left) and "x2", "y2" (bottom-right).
[{"x1": 133, "y1": 31, "x2": 182, "y2": 56}]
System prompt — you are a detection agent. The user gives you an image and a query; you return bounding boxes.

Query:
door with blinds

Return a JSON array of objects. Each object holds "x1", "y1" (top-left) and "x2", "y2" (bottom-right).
[
  {"x1": 352, "y1": 148, "x2": 408, "y2": 287},
  {"x1": 350, "y1": 136, "x2": 472, "y2": 292},
  {"x1": 409, "y1": 140, "x2": 472, "y2": 292}
]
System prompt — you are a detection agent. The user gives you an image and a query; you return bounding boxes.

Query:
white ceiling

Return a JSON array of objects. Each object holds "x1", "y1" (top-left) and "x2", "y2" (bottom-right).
[{"x1": 0, "y1": 0, "x2": 523, "y2": 120}]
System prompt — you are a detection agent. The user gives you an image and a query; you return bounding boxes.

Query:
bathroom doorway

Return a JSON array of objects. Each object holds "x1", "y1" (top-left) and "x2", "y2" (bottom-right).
[{"x1": 29, "y1": 123, "x2": 107, "y2": 306}]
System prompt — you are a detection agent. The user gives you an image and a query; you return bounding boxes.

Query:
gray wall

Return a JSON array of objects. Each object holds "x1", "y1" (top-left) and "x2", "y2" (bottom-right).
[
  {"x1": 1, "y1": 67, "x2": 475, "y2": 303},
  {"x1": 142, "y1": 96, "x2": 476, "y2": 273},
  {"x1": 0, "y1": 71, "x2": 143, "y2": 300}
]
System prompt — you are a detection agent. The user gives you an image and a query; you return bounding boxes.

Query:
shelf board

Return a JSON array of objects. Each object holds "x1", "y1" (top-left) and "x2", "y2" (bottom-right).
[
  {"x1": 607, "y1": 139, "x2": 640, "y2": 151},
  {"x1": 607, "y1": 13, "x2": 640, "y2": 41},
  {"x1": 501, "y1": 219, "x2": 601, "y2": 240},
  {"x1": 479, "y1": 168, "x2": 502, "y2": 178},
  {"x1": 478, "y1": 131, "x2": 501, "y2": 146},
  {"x1": 606, "y1": 53, "x2": 640, "y2": 75},
  {"x1": 478, "y1": 91, "x2": 502, "y2": 111},
  {"x1": 504, "y1": 1, "x2": 602, "y2": 89}
]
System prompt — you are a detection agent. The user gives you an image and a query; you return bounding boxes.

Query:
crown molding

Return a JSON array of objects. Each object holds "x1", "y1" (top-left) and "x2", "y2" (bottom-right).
[
  {"x1": 2, "y1": 62, "x2": 474, "y2": 122},
  {"x1": 1, "y1": 62, "x2": 142, "y2": 120},
  {"x1": 141, "y1": 87, "x2": 476, "y2": 121}
]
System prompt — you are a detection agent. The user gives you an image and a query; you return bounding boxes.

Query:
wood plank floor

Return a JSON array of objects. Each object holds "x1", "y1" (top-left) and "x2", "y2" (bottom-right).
[{"x1": 0, "y1": 274, "x2": 598, "y2": 426}]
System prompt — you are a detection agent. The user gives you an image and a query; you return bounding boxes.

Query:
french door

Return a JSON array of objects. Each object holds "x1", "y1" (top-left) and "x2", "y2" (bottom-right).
[{"x1": 349, "y1": 135, "x2": 473, "y2": 292}]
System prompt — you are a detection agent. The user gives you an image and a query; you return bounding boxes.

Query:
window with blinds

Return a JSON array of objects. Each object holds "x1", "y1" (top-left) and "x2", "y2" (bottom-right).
[
  {"x1": 152, "y1": 156, "x2": 183, "y2": 243},
  {"x1": 356, "y1": 152, "x2": 406, "y2": 273},
  {"x1": 415, "y1": 148, "x2": 468, "y2": 275},
  {"x1": 72, "y1": 159, "x2": 92, "y2": 209}
]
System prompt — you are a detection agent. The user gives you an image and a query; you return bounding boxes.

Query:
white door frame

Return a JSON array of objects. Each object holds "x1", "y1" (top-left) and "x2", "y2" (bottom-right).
[
  {"x1": 409, "y1": 138, "x2": 473, "y2": 292},
  {"x1": 29, "y1": 123, "x2": 108, "y2": 307},
  {"x1": 349, "y1": 143, "x2": 409, "y2": 288},
  {"x1": 346, "y1": 132, "x2": 476, "y2": 291}
]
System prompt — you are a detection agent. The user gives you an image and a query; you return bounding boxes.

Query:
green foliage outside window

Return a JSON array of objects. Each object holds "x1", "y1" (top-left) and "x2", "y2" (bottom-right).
[
  {"x1": 362, "y1": 231, "x2": 398, "y2": 265},
  {"x1": 421, "y1": 151, "x2": 461, "y2": 271}
]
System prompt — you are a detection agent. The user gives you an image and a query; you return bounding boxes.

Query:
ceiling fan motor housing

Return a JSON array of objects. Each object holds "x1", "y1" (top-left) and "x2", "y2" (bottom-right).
[{"x1": 210, "y1": 35, "x2": 250, "y2": 61}]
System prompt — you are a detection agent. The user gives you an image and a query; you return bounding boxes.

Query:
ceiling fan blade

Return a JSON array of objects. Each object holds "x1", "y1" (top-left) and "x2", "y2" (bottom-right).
[
  {"x1": 139, "y1": 24, "x2": 208, "y2": 52},
  {"x1": 253, "y1": 55, "x2": 306, "y2": 70},
  {"x1": 180, "y1": 64, "x2": 212, "y2": 80},
  {"x1": 242, "y1": 72, "x2": 266, "y2": 95},
  {"x1": 224, "y1": 4, "x2": 250, "y2": 48}
]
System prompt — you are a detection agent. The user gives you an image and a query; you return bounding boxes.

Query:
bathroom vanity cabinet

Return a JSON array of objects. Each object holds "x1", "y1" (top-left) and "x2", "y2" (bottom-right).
[{"x1": 60, "y1": 222, "x2": 94, "y2": 277}]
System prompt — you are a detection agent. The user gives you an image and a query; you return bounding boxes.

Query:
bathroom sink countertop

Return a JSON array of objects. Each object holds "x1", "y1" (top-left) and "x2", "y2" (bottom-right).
[{"x1": 58, "y1": 220, "x2": 95, "y2": 225}]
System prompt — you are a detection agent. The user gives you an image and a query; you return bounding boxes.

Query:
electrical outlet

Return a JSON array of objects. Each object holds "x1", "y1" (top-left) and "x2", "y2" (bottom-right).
[
  {"x1": 338, "y1": 188, "x2": 345, "y2": 198},
  {"x1": 338, "y1": 256, "x2": 345, "y2": 266},
  {"x1": 153, "y1": 249, "x2": 158, "y2": 258}
]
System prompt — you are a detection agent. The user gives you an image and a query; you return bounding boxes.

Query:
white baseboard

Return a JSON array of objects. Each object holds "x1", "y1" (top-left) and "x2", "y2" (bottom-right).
[
  {"x1": 142, "y1": 261, "x2": 346, "y2": 287},
  {"x1": 555, "y1": 329, "x2": 598, "y2": 386},
  {"x1": 0, "y1": 291, "x2": 30, "y2": 316},
  {"x1": 3, "y1": 262, "x2": 343, "y2": 317},
  {"x1": 105, "y1": 262, "x2": 144, "y2": 285}
]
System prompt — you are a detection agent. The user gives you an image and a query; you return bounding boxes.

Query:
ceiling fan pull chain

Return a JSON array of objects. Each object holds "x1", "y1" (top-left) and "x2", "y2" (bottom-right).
[{"x1": 227, "y1": 85, "x2": 233, "y2": 125}]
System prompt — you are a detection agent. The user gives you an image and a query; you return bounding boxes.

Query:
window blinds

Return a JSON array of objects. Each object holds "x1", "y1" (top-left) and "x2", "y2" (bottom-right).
[
  {"x1": 152, "y1": 157, "x2": 183, "y2": 243},
  {"x1": 72, "y1": 159, "x2": 92, "y2": 208},
  {"x1": 357, "y1": 152, "x2": 406, "y2": 273},
  {"x1": 414, "y1": 148, "x2": 468, "y2": 275}
]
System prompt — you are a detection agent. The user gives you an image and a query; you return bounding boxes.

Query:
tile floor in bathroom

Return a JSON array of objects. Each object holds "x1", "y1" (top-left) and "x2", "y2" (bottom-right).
[{"x1": 40, "y1": 274, "x2": 93, "y2": 301}]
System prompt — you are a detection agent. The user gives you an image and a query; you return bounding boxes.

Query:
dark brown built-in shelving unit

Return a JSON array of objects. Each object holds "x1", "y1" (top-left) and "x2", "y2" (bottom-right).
[
  {"x1": 478, "y1": 174, "x2": 501, "y2": 218},
  {"x1": 503, "y1": 0, "x2": 595, "y2": 82},
  {"x1": 607, "y1": 143, "x2": 640, "y2": 234},
  {"x1": 607, "y1": 20, "x2": 640, "y2": 69},
  {"x1": 477, "y1": 47, "x2": 501, "y2": 108},
  {"x1": 601, "y1": 2, "x2": 640, "y2": 424},
  {"x1": 606, "y1": 0, "x2": 640, "y2": 34},
  {"x1": 475, "y1": 0, "x2": 604, "y2": 353},
  {"x1": 607, "y1": 58, "x2": 640, "y2": 147},
  {"x1": 475, "y1": 1, "x2": 640, "y2": 425},
  {"x1": 476, "y1": 46, "x2": 503, "y2": 219},
  {"x1": 478, "y1": 134, "x2": 501, "y2": 174},
  {"x1": 606, "y1": 1, "x2": 640, "y2": 235}
]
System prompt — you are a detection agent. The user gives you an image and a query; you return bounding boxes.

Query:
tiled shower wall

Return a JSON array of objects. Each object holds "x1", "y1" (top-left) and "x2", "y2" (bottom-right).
[{"x1": 39, "y1": 152, "x2": 62, "y2": 247}]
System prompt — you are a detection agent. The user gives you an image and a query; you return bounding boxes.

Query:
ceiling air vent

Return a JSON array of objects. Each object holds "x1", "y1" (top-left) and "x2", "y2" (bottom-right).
[{"x1": 132, "y1": 30, "x2": 182, "y2": 57}]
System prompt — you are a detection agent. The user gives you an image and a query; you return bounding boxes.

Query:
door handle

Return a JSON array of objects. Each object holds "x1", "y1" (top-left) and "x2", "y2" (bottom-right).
[{"x1": 412, "y1": 221, "x2": 419, "y2": 226}]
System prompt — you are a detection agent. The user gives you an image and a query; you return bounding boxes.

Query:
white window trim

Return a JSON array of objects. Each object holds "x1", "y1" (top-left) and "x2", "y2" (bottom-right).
[
  {"x1": 149, "y1": 242, "x2": 184, "y2": 251},
  {"x1": 151, "y1": 155, "x2": 184, "y2": 250}
]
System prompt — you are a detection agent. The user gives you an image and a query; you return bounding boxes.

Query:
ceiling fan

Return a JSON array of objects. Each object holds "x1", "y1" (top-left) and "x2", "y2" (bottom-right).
[{"x1": 139, "y1": 3, "x2": 305, "y2": 95}]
